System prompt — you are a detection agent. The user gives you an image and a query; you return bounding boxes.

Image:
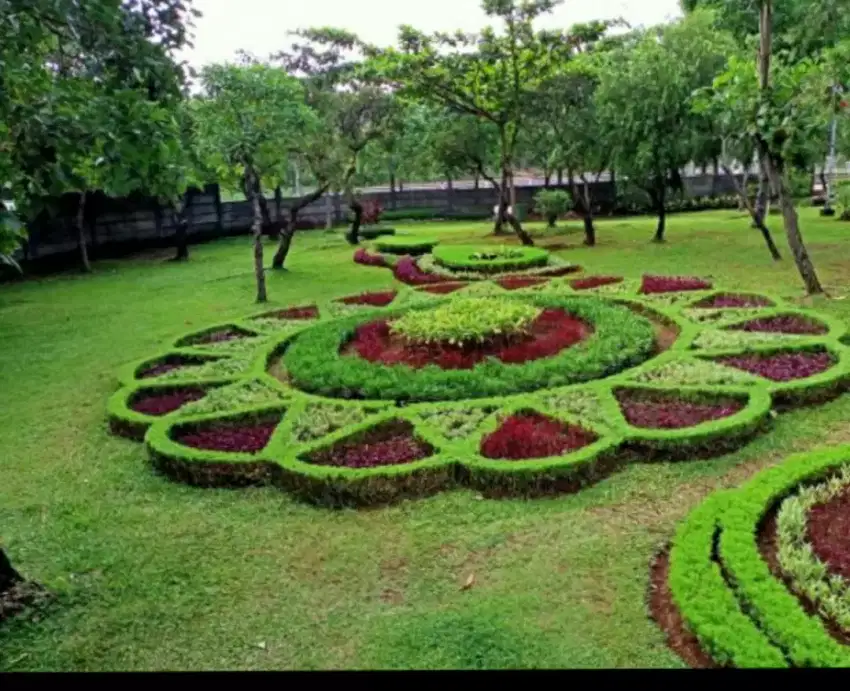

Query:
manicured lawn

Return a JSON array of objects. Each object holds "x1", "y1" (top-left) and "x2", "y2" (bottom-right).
[{"x1": 1, "y1": 208, "x2": 850, "y2": 670}]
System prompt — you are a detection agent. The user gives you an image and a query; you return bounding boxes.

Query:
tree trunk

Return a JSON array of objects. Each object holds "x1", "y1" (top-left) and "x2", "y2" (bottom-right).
[
  {"x1": 557, "y1": 168, "x2": 563, "y2": 185},
  {"x1": 474, "y1": 172, "x2": 480, "y2": 190},
  {"x1": 272, "y1": 183, "x2": 329, "y2": 270},
  {"x1": 389, "y1": 163, "x2": 397, "y2": 210},
  {"x1": 245, "y1": 168, "x2": 267, "y2": 303},
  {"x1": 650, "y1": 183, "x2": 666, "y2": 242},
  {"x1": 348, "y1": 197, "x2": 363, "y2": 245},
  {"x1": 0, "y1": 549, "x2": 22, "y2": 594},
  {"x1": 494, "y1": 167, "x2": 510, "y2": 235},
  {"x1": 325, "y1": 192, "x2": 334, "y2": 230},
  {"x1": 172, "y1": 193, "x2": 190, "y2": 262},
  {"x1": 582, "y1": 179, "x2": 596, "y2": 247},
  {"x1": 544, "y1": 170, "x2": 551, "y2": 188},
  {"x1": 721, "y1": 162, "x2": 781, "y2": 261},
  {"x1": 754, "y1": 170, "x2": 769, "y2": 225},
  {"x1": 274, "y1": 186, "x2": 282, "y2": 222},
  {"x1": 76, "y1": 190, "x2": 91, "y2": 273}
]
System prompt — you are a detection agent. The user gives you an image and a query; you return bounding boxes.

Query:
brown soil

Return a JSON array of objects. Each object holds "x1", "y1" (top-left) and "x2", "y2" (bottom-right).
[
  {"x1": 647, "y1": 548, "x2": 718, "y2": 669},
  {"x1": 807, "y1": 487, "x2": 850, "y2": 581},
  {"x1": 757, "y1": 508, "x2": 850, "y2": 646}
]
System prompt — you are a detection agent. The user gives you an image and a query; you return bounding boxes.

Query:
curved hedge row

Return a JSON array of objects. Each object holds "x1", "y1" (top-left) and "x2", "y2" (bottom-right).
[
  {"x1": 432, "y1": 245, "x2": 550, "y2": 274},
  {"x1": 666, "y1": 445, "x2": 850, "y2": 668},
  {"x1": 374, "y1": 236, "x2": 440, "y2": 256}
]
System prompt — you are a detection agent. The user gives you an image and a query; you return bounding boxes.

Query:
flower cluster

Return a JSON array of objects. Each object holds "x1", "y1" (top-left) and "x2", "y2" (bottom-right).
[
  {"x1": 615, "y1": 389, "x2": 743, "y2": 429},
  {"x1": 393, "y1": 257, "x2": 444, "y2": 285},
  {"x1": 732, "y1": 315, "x2": 827, "y2": 335},
  {"x1": 480, "y1": 412, "x2": 598, "y2": 460},
  {"x1": 640, "y1": 275, "x2": 712, "y2": 294},
  {"x1": 305, "y1": 421, "x2": 432, "y2": 469},
  {"x1": 177, "y1": 420, "x2": 278, "y2": 453},
  {"x1": 719, "y1": 351, "x2": 835, "y2": 382}
]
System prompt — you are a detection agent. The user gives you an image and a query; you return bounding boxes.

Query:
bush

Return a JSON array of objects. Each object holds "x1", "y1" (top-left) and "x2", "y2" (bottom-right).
[
  {"x1": 432, "y1": 245, "x2": 550, "y2": 274},
  {"x1": 374, "y1": 236, "x2": 440, "y2": 256},
  {"x1": 836, "y1": 181, "x2": 850, "y2": 220},
  {"x1": 533, "y1": 189, "x2": 573, "y2": 227},
  {"x1": 359, "y1": 226, "x2": 396, "y2": 240},
  {"x1": 361, "y1": 199, "x2": 383, "y2": 225}
]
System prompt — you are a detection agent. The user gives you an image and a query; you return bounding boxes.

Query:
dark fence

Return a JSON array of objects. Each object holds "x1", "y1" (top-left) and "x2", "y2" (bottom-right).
[{"x1": 18, "y1": 173, "x2": 742, "y2": 265}]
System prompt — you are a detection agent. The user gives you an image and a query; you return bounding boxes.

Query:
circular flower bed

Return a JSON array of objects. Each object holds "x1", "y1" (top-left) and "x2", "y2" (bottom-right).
[
  {"x1": 108, "y1": 276, "x2": 849, "y2": 508},
  {"x1": 374, "y1": 236, "x2": 440, "y2": 256},
  {"x1": 432, "y1": 244, "x2": 550, "y2": 274}
]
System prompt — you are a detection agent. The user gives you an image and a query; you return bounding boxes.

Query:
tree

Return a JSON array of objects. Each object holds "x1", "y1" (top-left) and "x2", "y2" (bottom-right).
[
  {"x1": 368, "y1": 0, "x2": 574, "y2": 246},
  {"x1": 533, "y1": 188, "x2": 571, "y2": 228},
  {"x1": 193, "y1": 63, "x2": 310, "y2": 302},
  {"x1": 595, "y1": 11, "x2": 733, "y2": 242}
]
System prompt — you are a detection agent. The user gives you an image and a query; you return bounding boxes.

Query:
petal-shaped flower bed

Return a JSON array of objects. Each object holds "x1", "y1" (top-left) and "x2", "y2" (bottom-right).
[
  {"x1": 345, "y1": 308, "x2": 591, "y2": 370},
  {"x1": 570, "y1": 276, "x2": 624, "y2": 291},
  {"x1": 416, "y1": 282, "x2": 468, "y2": 295},
  {"x1": 496, "y1": 276, "x2": 549, "y2": 291},
  {"x1": 175, "y1": 416, "x2": 279, "y2": 453},
  {"x1": 139, "y1": 355, "x2": 210, "y2": 379},
  {"x1": 130, "y1": 387, "x2": 208, "y2": 416},
  {"x1": 615, "y1": 388, "x2": 744, "y2": 429},
  {"x1": 718, "y1": 350, "x2": 836, "y2": 382},
  {"x1": 303, "y1": 420, "x2": 433, "y2": 469},
  {"x1": 336, "y1": 290, "x2": 398, "y2": 307},
  {"x1": 729, "y1": 314, "x2": 828, "y2": 335},
  {"x1": 258, "y1": 305, "x2": 319, "y2": 321},
  {"x1": 536, "y1": 265, "x2": 583, "y2": 278},
  {"x1": 692, "y1": 293, "x2": 775, "y2": 309},
  {"x1": 354, "y1": 248, "x2": 390, "y2": 267},
  {"x1": 393, "y1": 257, "x2": 445, "y2": 285},
  {"x1": 480, "y1": 411, "x2": 598, "y2": 460},
  {"x1": 807, "y1": 486, "x2": 850, "y2": 581},
  {"x1": 641, "y1": 275, "x2": 712, "y2": 294},
  {"x1": 181, "y1": 327, "x2": 251, "y2": 346}
]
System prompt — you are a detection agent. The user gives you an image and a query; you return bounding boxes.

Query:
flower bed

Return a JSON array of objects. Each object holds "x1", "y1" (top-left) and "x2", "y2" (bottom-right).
[
  {"x1": 139, "y1": 356, "x2": 207, "y2": 379},
  {"x1": 692, "y1": 293, "x2": 774, "y2": 309},
  {"x1": 615, "y1": 389, "x2": 744, "y2": 429},
  {"x1": 807, "y1": 485, "x2": 850, "y2": 581},
  {"x1": 336, "y1": 290, "x2": 398, "y2": 307},
  {"x1": 640, "y1": 275, "x2": 712, "y2": 294},
  {"x1": 181, "y1": 327, "x2": 250, "y2": 346},
  {"x1": 495, "y1": 276, "x2": 549, "y2": 291},
  {"x1": 392, "y1": 257, "x2": 445, "y2": 285},
  {"x1": 130, "y1": 387, "x2": 207, "y2": 416},
  {"x1": 304, "y1": 420, "x2": 433, "y2": 469},
  {"x1": 416, "y1": 253, "x2": 577, "y2": 283},
  {"x1": 432, "y1": 244, "x2": 550, "y2": 274},
  {"x1": 718, "y1": 350, "x2": 835, "y2": 382},
  {"x1": 354, "y1": 247, "x2": 390, "y2": 267},
  {"x1": 374, "y1": 236, "x2": 440, "y2": 256},
  {"x1": 480, "y1": 412, "x2": 598, "y2": 460},
  {"x1": 570, "y1": 276, "x2": 624, "y2": 291},
  {"x1": 730, "y1": 315, "x2": 828, "y2": 335},
  {"x1": 259, "y1": 305, "x2": 319, "y2": 321},
  {"x1": 175, "y1": 419, "x2": 278, "y2": 453},
  {"x1": 417, "y1": 282, "x2": 468, "y2": 295}
]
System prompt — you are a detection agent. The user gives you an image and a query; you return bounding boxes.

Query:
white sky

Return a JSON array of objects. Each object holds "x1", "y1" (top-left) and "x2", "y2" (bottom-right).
[{"x1": 180, "y1": 0, "x2": 683, "y2": 68}]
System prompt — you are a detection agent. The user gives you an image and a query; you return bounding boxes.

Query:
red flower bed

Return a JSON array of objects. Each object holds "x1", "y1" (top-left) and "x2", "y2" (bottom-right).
[
  {"x1": 393, "y1": 257, "x2": 445, "y2": 285},
  {"x1": 718, "y1": 351, "x2": 835, "y2": 382},
  {"x1": 693, "y1": 293, "x2": 774, "y2": 309},
  {"x1": 807, "y1": 486, "x2": 850, "y2": 580},
  {"x1": 131, "y1": 387, "x2": 207, "y2": 416},
  {"x1": 537, "y1": 265, "x2": 583, "y2": 278},
  {"x1": 176, "y1": 420, "x2": 278, "y2": 453},
  {"x1": 337, "y1": 290, "x2": 398, "y2": 307},
  {"x1": 188, "y1": 328, "x2": 246, "y2": 345},
  {"x1": 417, "y1": 282, "x2": 468, "y2": 295},
  {"x1": 139, "y1": 358, "x2": 202, "y2": 379},
  {"x1": 640, "y1": 275, "x2": 713, "y2": 294},
  {"x1": 730, "y1": 315, "x2": 828, "y2": 335},
  {"x1": 347, "y1": 308, "x2": 591, "y2": 370},
  {"x1": 305, "y1": 421, "x2": 432, "y2": 469},
  {"x1": 570, "y1": 276, "x2": 624, "y2": 291},
  {"x1": 496, "y1": 276, "x2": 549, "y2": 291},
  {"x1": 354, "y1": 248, "x2": 389, "y2": 268},
  {"x1": 480, "y1": 412, "x2": 598, "y2": 460},
  {"x1": 264, "y1": 305, "x2": 319, "y2": 320},
  {"x1": 615, "y1": 389, "x2": 743, "y2": 429}
]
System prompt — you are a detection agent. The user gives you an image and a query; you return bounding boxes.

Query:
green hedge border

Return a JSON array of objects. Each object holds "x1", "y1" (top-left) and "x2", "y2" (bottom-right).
[
  {"x1": 374, "y1": 236, "x2": 440, "y2": 256},
  {"x1": 432, "y1": 244, "x2": 550, "y2": 274}
]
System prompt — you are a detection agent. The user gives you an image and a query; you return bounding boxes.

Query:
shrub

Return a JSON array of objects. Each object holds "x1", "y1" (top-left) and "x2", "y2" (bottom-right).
[
  {"x1": 432, "y1": 245, "x2": 550, "y2": 274},
  {"x1": 391, "y1": 297, "x2": 542, "y2": 346},
  {"x1": 359, "y1": 226, "x2": 396, "y2": 240},
  {"x1": 353, "y1": 248, "x2": 389, "y2": 267},
  {"x1": 361, "y1": 199, "x2": 383, "y2": 225},
  {"x1": 480, "y1": 412, "x2": 598, "y2": 460},
  {"x1": 533, "y1": 189, "x2": 573, "y2": 227},
  {"x1": 374, "y1": 236, "x2": 440, "y2": 256},
  {"x1": 393, "y1": 257, "x2": 445, "y2": 285}
]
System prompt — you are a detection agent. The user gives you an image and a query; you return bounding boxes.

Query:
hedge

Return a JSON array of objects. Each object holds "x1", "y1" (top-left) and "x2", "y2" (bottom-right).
[
  {"x1": 374, "y1": 235, "x2": 440, "y2": 256},
  {"x1": 432, "y1": 245, "x2": 550, "y2": 274},
  {"x1": 359, "y1": 226, "x2": 396, "y2": 240}
]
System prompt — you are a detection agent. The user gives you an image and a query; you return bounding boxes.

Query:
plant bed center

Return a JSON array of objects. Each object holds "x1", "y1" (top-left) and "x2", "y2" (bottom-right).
[
  {"x1": 131, "y1": 388, "x2": 207, "y2": 416},
  {"x1": 615, "y1": 390, "x2": 744, "y2": 429},
  {"x1": 729, "y1": 315, "x2": 827, "y2": 335},
  {"x1": 344, "y1": 308, "x2": 592, "y2": 370},
  {"x1": 807, "y1": 487, "x2": 850, "y2": 581},
  {"x1": 175, "y1": 420, "x2": 278, "y2": 453},
  {"x1": 480, "y1": 412, "x2": 598, "y2": 460},
  {"x1": 304, "y1": 421, "x2": 433, "y2": 469},
  {"x1": 718, "y1": 351, "x2": 835, "y2": 382}
]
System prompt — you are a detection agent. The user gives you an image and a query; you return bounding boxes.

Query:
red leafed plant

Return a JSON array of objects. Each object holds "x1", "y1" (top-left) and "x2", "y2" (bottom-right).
[
  {"x1": 188, "y1": 328, "x2": 246, "y2": 345},
  {"x1": 417, "y1": 282, "x2": 468, "y2": 295},
  {"x1": 354, "y1": 248, "x2": 389, "y2": 268},
  {"x1": 361, "y1": 200, "x2": 383, "y2": 225},
  {"x1": 266, "y1": 305, "x2": 319, "y2": 320},
  {"x1": 176, "y1": 420, "x2": 279, "y2": 453},
  {"x1": 393, "y1": 257, "x2": 445, "y2": 285},
  {"x1": 807, "y1": 487, "x2": 850, "y2": 580},
  {"x1": 640, "y1": 275, "x2": 712, "y2": 294},
  {"x1": 692, "y1": 293, "x2": 774, "y2": 309},
  {"x1": 337, "y1": 290, "x2": 398, "y2": 307},
  {"x1": 305, "y1": 420, "x2": 433, "y2": 469},
  {"x1": 496, "y1": 276, "x2": 549, "y2": 291},
  {"x1": 480, "y1": 412, "x2": 598, "y2": 460},
  {"x1": 570, "y1": 276, "x2": 623, "y2": 291},
  {"x1": 730, "y1": 315, "x2": 827, "y2": 335},
  {"x1": 615, "y1": 389, "x2": 743, "y2": 429},
  {"x1": 718, "y1": 351, "x2": 835, "y2": 382},
  {"x1": 131, "y1": 387, "x2": 207, "y2": 416}
]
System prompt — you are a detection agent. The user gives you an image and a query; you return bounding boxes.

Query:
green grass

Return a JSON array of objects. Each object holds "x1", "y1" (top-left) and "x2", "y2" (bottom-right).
[{"x1": 1, "y1": 208, "x2": 849, "y2": 670}]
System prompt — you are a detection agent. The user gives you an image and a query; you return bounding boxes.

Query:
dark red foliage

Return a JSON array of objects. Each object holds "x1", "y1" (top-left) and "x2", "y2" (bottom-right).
[
  {"x1": 570, "y1": 276, "x2": 624, "y2": 291},
  {"x1": 347, "y1": 309, "x2": 591, "y2": 370},
  {"x1": 640, "y1": 275, "x2": 713, "y2": 294},
  {"x1": 417, "y1": 282, "x2": 469, "y2": 294},
  {"x1": 361, "y1": 199, "x2": 383, "y2": 225},
  {"x1": 188, "y1": 328, "x2": 246, "y2": 345},
  {"x1": 265, "y1": 305, "x2": 319, "y2": 321},
  {"x1": 337, "y1": 290, "x2": 398, "y2": 307},
  {"x1": 176, "y1": 420, "x2": 278, "y2": 453},
  {"x1": 139, "y1": 359, "x2": 201, "y2": 379},
  {"x1": 536, "y1": 265, "x2": 582, "y2": 278},
  {"x1": 693, "y1": 293, "x2": 774, "y2": 309},
  {"x1": 719, "y1": 351, "x2": 835, "y2": 382},
  {"x1": 496, "y1": 276, "x2": 549, "y2": 291},
  {"x1": 354, "y1": 248, "x2": 389, "y2": 268},
  {"x1": 730, "y1": 315, "x2": 828, "y2": 335},
  {"x1": 807, "y1": 486, "x2": 850, "y2": 580},
  {"x1": 306, "y1": 421, "x2": 432, "y2": 469},
  {"x1": 480, "y1": 412, "x2": 598, "y2": 460},
  {"x1": 393, "y1": 257, "x2": 445, "y2": 285},
  {"x1": 615, "y1": 389, "x2": 744, "y2": 429},
  {"x1": 131, "y1": 387, "x2": 207, "y2": 416}
]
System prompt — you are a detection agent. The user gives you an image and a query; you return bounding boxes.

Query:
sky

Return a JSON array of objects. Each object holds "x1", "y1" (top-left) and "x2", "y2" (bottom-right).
[{"x1": 179, "y1": 0, "x2": 684, "y2": 69}]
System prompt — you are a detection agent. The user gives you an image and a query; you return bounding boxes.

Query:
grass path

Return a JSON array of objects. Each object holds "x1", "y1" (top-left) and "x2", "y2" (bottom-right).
[{"x1": 1, "y1": 209, "x2": 849, "y2": 670}]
